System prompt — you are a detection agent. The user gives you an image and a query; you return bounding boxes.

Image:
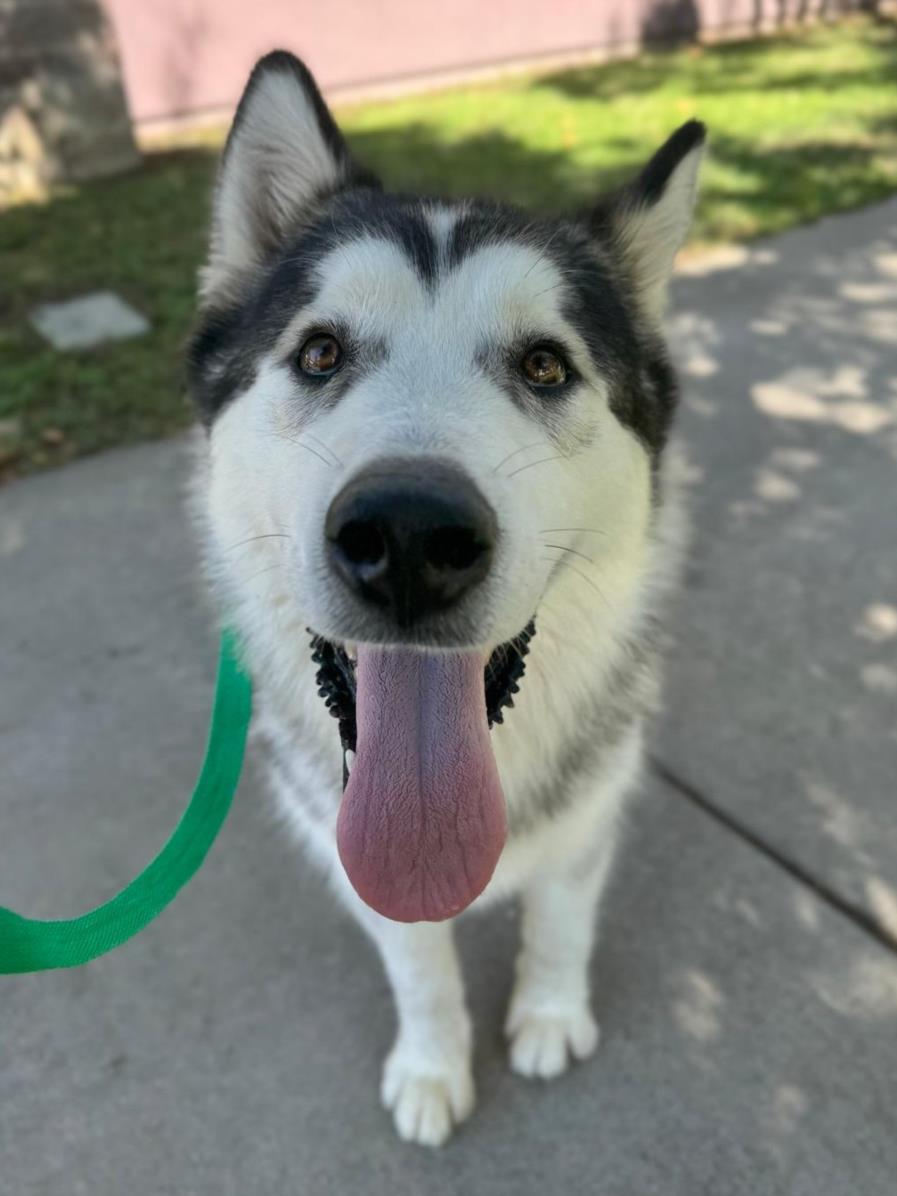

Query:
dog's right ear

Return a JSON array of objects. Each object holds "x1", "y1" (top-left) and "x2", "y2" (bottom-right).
[
  {"x1": 590, "y1": 120, "x2": 705, "y2": 322},
  {"x1": 202, "y1": 51, "x2": 376, "y2": 302}
]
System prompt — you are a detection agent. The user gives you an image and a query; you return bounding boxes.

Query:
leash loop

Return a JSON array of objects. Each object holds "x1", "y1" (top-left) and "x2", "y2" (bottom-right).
[{"x1": 0, "y1": 630, "x2": 252, "y2": 974}]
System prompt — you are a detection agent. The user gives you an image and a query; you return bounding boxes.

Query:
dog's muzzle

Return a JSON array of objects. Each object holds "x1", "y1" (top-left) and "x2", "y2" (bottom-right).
[{"x1": 312, "y1": 457, "x2": 539, "y2": 925}]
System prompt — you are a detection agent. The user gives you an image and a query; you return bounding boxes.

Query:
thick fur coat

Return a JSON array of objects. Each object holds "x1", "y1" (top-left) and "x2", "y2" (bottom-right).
[{"x1": 188, "y1": 52, "x2": 704, "y2": 1145}]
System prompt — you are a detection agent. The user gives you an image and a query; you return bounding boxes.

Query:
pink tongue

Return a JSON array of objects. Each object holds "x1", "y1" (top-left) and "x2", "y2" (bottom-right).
[{"x1": 336, "y1": 646, "x2": 507, "y2": 922}]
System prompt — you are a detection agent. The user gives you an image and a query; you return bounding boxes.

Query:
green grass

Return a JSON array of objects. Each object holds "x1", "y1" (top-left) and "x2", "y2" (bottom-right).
[{"x1": 2, "y1": 15, "x2": 896, "y2": 477}]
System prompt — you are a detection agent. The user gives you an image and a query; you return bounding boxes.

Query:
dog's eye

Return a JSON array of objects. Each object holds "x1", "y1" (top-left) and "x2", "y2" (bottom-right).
[
  {"x1": 521, "y1": 347, "x2": 568, "y2": 388},
  {"x1": 298, "y1": 333, "x2": 343, "y2": 377}
]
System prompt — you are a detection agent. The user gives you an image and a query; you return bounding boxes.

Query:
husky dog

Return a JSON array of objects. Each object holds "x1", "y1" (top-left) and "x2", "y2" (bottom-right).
[{"x1": 189, "y1": 51, "x2": 704, "y2": 1146}]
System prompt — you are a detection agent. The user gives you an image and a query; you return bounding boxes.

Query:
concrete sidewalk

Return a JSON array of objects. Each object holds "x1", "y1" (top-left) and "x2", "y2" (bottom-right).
[{"x1": 2, "y1": 201, "x2": 896, "y2": 1195}]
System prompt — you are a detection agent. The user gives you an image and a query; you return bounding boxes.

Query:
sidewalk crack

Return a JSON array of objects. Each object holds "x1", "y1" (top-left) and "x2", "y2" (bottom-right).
[{"x1": 649, "y1": 756, "x2": 897, "y2": 955}]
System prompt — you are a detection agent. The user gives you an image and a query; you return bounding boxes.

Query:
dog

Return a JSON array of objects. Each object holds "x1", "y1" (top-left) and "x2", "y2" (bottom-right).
[{"x1": 187, "y1": 51, "x2": 704, "y2": 1146}]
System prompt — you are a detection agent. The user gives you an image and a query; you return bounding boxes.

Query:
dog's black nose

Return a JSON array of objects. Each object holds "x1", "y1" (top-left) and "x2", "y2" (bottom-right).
[{"x1": 325, "y1": 459, "x2": 497, "y2": 625}]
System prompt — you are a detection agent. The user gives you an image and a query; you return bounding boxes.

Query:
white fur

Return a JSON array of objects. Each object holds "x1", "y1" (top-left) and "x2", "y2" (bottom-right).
[{"x1": 193, "y1": 66, "x2": 698, "y2": 1145}]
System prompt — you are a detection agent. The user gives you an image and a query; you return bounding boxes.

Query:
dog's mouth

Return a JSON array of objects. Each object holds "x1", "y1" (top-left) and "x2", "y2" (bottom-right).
[{"x1": 309, "y1": 623, "x2": 535, "y2": 923}]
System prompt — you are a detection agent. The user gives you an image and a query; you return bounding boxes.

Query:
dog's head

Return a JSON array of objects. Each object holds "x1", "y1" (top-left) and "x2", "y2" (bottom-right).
[{"x1": 190, "y1": 53, "x2": 703, "y2": 922}]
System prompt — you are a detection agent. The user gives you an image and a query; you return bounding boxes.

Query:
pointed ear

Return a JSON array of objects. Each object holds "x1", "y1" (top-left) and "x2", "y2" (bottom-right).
[
  {"x1": 592, "y1": 120, "x2": 705, "y2": 320},
  {"x1": 202, "y1": 51, "x2": 376, "y2": 302}
]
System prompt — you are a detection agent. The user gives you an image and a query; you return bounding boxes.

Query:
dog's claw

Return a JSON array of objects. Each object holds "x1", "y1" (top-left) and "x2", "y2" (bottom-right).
[
  {"x1": 381, "y1": 1040, "x2": 475, "y2": 1147},
  {"x1": 506, "y1": 1007, "x2": 599, "y2": 1080},
  {"x1": 391, "y1": 1077, "x2": 455, "y2": 1146}
]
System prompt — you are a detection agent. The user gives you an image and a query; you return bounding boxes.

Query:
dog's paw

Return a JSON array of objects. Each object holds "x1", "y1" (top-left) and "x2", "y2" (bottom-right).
[
  {"x1": 381, "y1": 1038, "x2": 475, "y2": 1147},
  {"x1": 505, "y1": 1000, "x2": 599, "y2": 1080}
]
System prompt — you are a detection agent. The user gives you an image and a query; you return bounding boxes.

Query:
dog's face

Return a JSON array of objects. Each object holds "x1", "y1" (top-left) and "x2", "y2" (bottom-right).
[{"x1": 190, "y1": 54, "x2": 704, "y2": 658}]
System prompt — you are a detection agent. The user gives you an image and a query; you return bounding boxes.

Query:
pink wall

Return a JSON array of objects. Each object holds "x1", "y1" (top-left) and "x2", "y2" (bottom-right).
[{"x1": 102, "y1": 0, "x2": 861, "y2": 125}]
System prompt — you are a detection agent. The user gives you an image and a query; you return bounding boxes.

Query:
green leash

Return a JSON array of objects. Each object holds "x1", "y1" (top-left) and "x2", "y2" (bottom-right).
[{"x1": 0, "y1": 630, "x2": 252, "y2": 975}]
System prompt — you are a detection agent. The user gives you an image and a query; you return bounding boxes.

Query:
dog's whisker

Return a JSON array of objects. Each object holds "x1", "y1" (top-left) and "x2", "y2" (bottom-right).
[
  {"x1": 522, "y1": 225, "x2": 563, "y2": 279},
  {"x1": 538, "y1": 527, "x2": 608, "y2": 537},
  {"x1": 505, "y1": 454, "x2": 567, "y2": 479},
  {"x1": 300, "y1": 430, "x2": 344, "y2": 468},
  {"x1": 270, "y1": 431, "x2": 335, "y2": 469},
  {"x1": 531, "y1": 601, "x2": 586, "y2": 651},
  {"x1": 223, "y1": 532, "x2": 293, "y2": 554},
  {"x1": 542, "y1": 543, "x2": 595, "y2": 565},
  {"x1": 542, "y1": 555, "x2": 613, "y2": 614},
  {"x1": 530, "y1": 281, "x2": 565, "y2": 302},
  {"x1": 491, "y1": 441, "x2": 545, "y2": 475},
  {"x1": 243, "y1": 561, "x2": 288, "y2": 587}
]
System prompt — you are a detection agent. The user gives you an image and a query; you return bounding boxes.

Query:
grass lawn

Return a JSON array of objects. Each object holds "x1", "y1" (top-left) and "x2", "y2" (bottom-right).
[{"x1": 2, "y1": 15, "x2": 896, "y2": 478}]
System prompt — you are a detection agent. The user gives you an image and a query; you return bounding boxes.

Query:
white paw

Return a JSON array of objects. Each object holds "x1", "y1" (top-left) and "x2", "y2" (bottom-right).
[
  {"x1": 506, "y1": 1002, "x2": 599, "y2": 1080},
  {"x1": 381, "y1": 1038, "x2": 475, "y2": 1147}
]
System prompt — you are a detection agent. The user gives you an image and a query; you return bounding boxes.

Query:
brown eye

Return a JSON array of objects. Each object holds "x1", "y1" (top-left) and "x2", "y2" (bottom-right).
[
  {"x1": 521, "y1": 346, "x2": 568, "y2": 388},
  {"x1": 298, "y1": 333, "x2": 343, "y2": 376}
]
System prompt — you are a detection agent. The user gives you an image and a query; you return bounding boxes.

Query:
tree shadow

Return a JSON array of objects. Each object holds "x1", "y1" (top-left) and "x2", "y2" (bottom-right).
[
  {"x1": 698, "y1": 121, "x2": 897, "y2": 238},
  {"x1": 533, "y1": 13, "x2": 897, "y2": 101},
  {"x1": 657, "y1": 194, "x2": 897, "y2": 947},
  {"x1": 345, "y1": 114, "x2": 897, "y2": 244},
  {"x1": 345, "y1": 123, "x2": 639, "y2": 214}
]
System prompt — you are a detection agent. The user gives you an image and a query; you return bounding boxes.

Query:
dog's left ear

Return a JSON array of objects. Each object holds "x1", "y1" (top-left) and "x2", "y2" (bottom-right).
[
  {"x1": 202, "y1": 51, "x2": 376, "y2": 302},
  {"x1": 591, "y1": 120, "x2": 705, "y2": 320}
]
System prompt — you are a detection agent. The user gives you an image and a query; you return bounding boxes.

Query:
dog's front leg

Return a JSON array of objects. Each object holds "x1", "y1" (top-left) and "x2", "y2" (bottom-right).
[
  {"x1": 505, "y1": 834, "x2": 617, "y2": 1080},
  {"x1": 347, "y1": 893, "x2": 474, "y2": 1146}
]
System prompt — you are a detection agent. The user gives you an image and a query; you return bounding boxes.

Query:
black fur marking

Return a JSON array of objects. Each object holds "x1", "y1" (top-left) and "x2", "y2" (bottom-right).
[
  {"x1": 552, "y1": 235, "x2": 680, "y2": 456},
  {"x1": 189, "y1": 192, "x2": 442, "y2": 423},
  {"x1": 187, "y1": 248, "x2": 324, "y2": 423},
  {"x1": 588, "y1": 120, "x2": 705, "y2": 241},
  {"x1": 336, "y1": 191, "x2": 440, "y2": 285},
  {"x1": 635, "y1": 350, "x2": 680, "y2": 460},
  {"x1": 636, "y1": 119, "x2": 706, "y2": 206},
  {"x1": 187, "y1": 302, "x2": 262, "y2": 418},
  {"x1": 447, "y1": 204, "x2": 543, "y2": 266}
]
